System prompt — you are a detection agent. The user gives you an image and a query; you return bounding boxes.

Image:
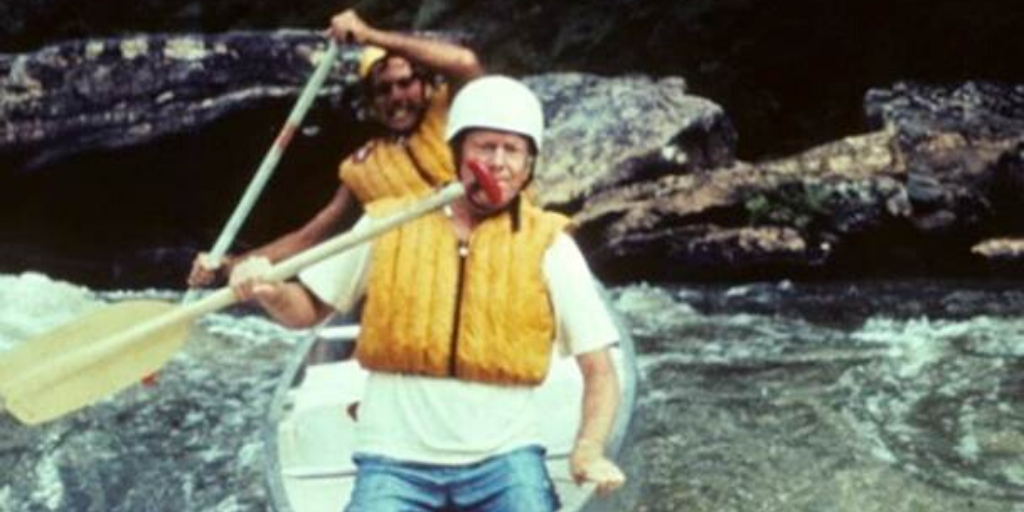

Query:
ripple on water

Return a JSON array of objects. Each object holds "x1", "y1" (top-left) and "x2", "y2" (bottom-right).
[
  {"x1": 4, "y1": 273, "x2": 1023, "y2": 510},
  {"x1": 840, "y1": 315, "x2": 1024, "y2": 502},
  {"x1": 611, "y1": 281, "x2": 1024, "y2": 510}
]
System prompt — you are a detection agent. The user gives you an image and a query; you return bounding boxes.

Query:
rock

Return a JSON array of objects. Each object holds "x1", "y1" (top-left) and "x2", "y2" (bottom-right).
[
  {"x1": 574, "y1": 130, "x2": 907, "y2": 278},
  {"x1": 864, "y1": 81, "x2": 1024, "y2": 237},
  {"x1": 527, "y1": 73, "x2": 736, "y2": 210},
  {"x1": 4, "y1": 31, "x2": 1024, "y2": 282},
  {"x1": 864, "y1": 81, "x2": 1024, "y2": 141},
  {"x1": 573, "y1": 81, "x2": 1024, "y2": 278},
  {"x1": 0, "y1": 31, "x2": 355, "y2": 170},
  {"x1": 992, "y1": 141, "x2": 1024, "y2": 232},
  {"x1": 7, "y1": 0, "x2": 1023, "y2": 160},
  {"x1": 905, "y1": 170, "x2": 945, "y2": 206},
  {"x1": 972, "y1": 237, "x2": 1024, "y2": 262}
]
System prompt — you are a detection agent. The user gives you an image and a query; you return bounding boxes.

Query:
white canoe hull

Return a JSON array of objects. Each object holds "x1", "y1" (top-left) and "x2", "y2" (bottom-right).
[{"x1": 264, "y1": 303, "x2": 637, "y2": 512}]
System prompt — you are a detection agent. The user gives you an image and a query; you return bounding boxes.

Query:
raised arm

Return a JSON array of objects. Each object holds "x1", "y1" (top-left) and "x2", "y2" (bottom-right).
[{"x1": 327, "y1": 9, "x2": 483, "y2": 90}]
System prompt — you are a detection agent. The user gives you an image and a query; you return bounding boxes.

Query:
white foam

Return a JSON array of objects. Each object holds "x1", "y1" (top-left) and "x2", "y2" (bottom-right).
[
  {"x1": 29, "y1": 451, "x2": 64, "y2": 509},
  {"x1": 199, "y1": 312, "x2": 311, "y2": 347},
  {"x1": 0, "y1": 272, "x2": 101, "y2": 352},
  {"x1": 614, "y1": 282, "x2": 687, "y2": 314},
  {"x1": 853, "y1": 317, "x2": 953, "y2": 379}
]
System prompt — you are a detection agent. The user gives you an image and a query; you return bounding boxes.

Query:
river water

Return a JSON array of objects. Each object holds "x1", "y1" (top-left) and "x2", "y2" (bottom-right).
[
  {"x1": 611, "y1": 279, "x2": 1024, "y2": 512},
  {"x1": 1, "y1": 272, "x2": 1022, "y2": 511}
]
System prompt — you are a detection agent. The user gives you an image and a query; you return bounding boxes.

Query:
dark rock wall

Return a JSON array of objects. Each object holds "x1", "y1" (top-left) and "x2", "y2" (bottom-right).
[
  {"x1": 3, "y1": 0, "x2": 1023, "y2": 158},
  {"x1": 3, "y1": 3, "x2": 1024, "y2": 285},
  {"x1": 0, "y1": 103, "x2": 359, "y2": 288},
  {"x1": 0, "y1": 33, "x2": 369, "y2": 288}
]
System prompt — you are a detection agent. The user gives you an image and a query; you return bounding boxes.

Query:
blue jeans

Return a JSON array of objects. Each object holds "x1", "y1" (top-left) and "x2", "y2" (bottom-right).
[{"x1": 343, "y1": 445, "x2": 561, "y2": 512}]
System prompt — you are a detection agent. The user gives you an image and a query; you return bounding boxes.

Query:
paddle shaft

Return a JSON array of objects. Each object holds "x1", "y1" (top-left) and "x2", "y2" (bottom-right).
[
  {"x1": 42, "y1": 183, "x2": 468, "y2": 384},
  {"x1": 184, "y1": 40, "x2": 339, "y2": 302}
]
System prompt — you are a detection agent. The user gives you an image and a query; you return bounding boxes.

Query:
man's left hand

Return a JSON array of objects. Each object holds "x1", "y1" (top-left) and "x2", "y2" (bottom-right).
[{"x1": 569, "y1": 439, "x2": 626, "y2": 495}]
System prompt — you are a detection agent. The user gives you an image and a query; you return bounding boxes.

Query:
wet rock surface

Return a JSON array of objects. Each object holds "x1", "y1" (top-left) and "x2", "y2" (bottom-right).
[
  {"x1": 4, "y1": 0, "x2": 1024, "y2": 159},
  {"x1": 1, "y1": 31, "x2": 353, "y2": 170},
  {"x1": 0, "y1": 32, "x2": 733, "y2": 287},
  {"x1": 576, "y1": 81, "x2": 1024, "y2": 280},
  {"x1": 3, "y1": 33, "x2": 1024, "y2": 285},
  {"x1": 526, "y1": 73, "x2": 735, "y2": 210}
]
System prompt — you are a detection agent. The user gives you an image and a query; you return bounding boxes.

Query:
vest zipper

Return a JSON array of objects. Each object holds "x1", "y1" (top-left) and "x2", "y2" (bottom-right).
[{"x1": 449, "y1": 240, "x2": 469, "y2": 377}]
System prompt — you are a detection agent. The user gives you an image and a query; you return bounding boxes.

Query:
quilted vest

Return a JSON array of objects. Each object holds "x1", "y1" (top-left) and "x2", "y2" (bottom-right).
[
  {"x1": 356, "y1": 199, "x2": 571, "y2": 386},
  {"x1": 338, "y1": 86, "x2": 456, "y2": 204}
]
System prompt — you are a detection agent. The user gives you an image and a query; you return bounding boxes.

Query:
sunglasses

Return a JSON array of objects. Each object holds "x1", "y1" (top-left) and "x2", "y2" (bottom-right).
[{"x1": 372, "y1": 76, "x2": 419, "y2": 97}]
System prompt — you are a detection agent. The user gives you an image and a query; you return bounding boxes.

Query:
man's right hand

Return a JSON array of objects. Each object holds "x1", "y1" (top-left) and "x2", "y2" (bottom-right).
[{"x1": 187, "y1": 252, "x2": 234, "y2": 288}]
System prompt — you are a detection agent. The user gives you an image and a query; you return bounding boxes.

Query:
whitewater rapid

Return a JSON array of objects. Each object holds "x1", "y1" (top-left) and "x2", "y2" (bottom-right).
[{"x1": 1, "y1": 272, "x2": 1022, "y2": 511}]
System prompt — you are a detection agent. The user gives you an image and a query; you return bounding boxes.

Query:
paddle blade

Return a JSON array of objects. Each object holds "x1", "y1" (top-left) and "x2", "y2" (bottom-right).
[{"x1": 0, "y1": 300, "x2": 190, "y2": 425}]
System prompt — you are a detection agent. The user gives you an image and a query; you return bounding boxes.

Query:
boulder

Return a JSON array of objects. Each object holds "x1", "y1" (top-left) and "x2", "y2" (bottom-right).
[
  {"x1": 1, "y1": 31, "x2": 354, "y2": 170},
  {"x1": 0, "y1": 32, "x2": 737, "y2": 286},
  {"x1": 527, "y1": 73, "x2": 735, "y2": 210},
  {"x1": 575, "y1": 81, "x2": 1024, "y2": 278},
  {"x1": 4, "y1": 32, "x2": 1024, "y2": 283}
]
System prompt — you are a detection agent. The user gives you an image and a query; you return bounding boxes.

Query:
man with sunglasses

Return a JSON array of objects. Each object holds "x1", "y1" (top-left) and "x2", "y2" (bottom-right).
[{"x1": 188, "y1": 9, "x2": 483, "y2": 287}]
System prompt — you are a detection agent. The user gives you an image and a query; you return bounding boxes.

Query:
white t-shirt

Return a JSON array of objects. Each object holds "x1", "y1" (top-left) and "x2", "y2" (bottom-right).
[{"x1": 299, "y1": 216, "x2": 619, "y2": 465}]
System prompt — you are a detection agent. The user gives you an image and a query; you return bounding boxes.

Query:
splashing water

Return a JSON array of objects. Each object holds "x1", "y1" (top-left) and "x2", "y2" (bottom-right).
[
  {"x1": 609, "y1": 279, "x2": 1024, "y2": 512},
  {"x1": 2, "y1": 273, "x2": 1023, "y2": 511},
  {"x1": 0, "y1": 272, "x2": 100, "y2": 351}
]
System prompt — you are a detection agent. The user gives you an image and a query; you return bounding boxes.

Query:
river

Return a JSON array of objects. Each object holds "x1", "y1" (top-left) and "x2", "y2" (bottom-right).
[
  {"x1": 1, "y1": 273, "x2": 1022, "y2": 511},
  {"x1": 612, "y1": 279, "x2": 1024, "y2": 512}
]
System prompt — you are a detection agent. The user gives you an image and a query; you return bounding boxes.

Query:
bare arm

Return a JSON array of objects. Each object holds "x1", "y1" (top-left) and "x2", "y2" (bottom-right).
[
  {"x1": 571, "y1": 347, "x2": 627, "y2": 494},
  {"x1": 187, "y1": 186, "x2": 353, "y2": 287},
  {"x1": 328, "y1": 10, "x2": 483, "y2": 90},
  {"x1": 239, "y1": 185, "x2": 353, "y2": 264}
]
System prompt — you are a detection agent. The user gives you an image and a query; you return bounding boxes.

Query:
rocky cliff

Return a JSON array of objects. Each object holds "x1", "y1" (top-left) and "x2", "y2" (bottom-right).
[
  {"x1": 4, "y1": 0, "x2": 1023, "y2": 159},
  {"x1": 2, "y1": 31, "x2": 1023, "y2": 286}
]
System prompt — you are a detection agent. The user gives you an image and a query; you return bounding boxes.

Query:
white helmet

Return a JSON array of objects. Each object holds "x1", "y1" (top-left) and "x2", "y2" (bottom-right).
[{"x1": 445, "y1": 75, "x2": 545, "y2": 152}]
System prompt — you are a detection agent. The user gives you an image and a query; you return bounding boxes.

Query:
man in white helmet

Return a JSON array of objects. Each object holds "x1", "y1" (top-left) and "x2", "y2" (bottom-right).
[
  {"x1": 232, "y1": 75, "x2": 625, "y2": 511},
  {"x1": 188, "y1": 9, "x2": 482, "y2": 287}
]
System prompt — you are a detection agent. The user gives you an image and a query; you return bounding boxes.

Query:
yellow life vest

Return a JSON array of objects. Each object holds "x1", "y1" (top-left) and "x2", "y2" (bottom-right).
[
  {"x1": 338, "y1": 85, "x2": 456, "y2": 204},
  {"x1": 356, "y1": 199, "x2": 571, "y2": 386}
]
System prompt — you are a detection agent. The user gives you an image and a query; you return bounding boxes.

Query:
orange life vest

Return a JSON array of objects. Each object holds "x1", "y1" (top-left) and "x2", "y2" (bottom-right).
[
  {"x1": 356, "y1": 199, "x2": 571, "y2": 385},
  {"x1": 339, "y1": 85, "x2": 456, "y2": 204}
]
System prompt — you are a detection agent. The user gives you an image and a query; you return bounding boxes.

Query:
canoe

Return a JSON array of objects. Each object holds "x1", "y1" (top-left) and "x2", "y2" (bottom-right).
[{"x1": 262, "y1": 292, "x2": 638, "y2": 512}]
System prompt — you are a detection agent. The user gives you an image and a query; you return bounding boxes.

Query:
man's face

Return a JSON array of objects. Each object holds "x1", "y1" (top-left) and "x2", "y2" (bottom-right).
[
  {"x1": 458, "y1": 129, "x2": 533, "y2": 214},
  {"x1": 367, "y1": 57, "x2": 428, "y2": 134}
]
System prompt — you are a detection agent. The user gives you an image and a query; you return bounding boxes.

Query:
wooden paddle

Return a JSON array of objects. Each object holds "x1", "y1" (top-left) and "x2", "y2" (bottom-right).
[
  {"x1": 0, "y1": 162, "x2": 498, "y2": 426},
  {"x1": 182, "y1": 38, "x2": 340, "y2": 304},
  {"x1": 148, "y1": 40, "x2": 336, "y2": 385}
]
